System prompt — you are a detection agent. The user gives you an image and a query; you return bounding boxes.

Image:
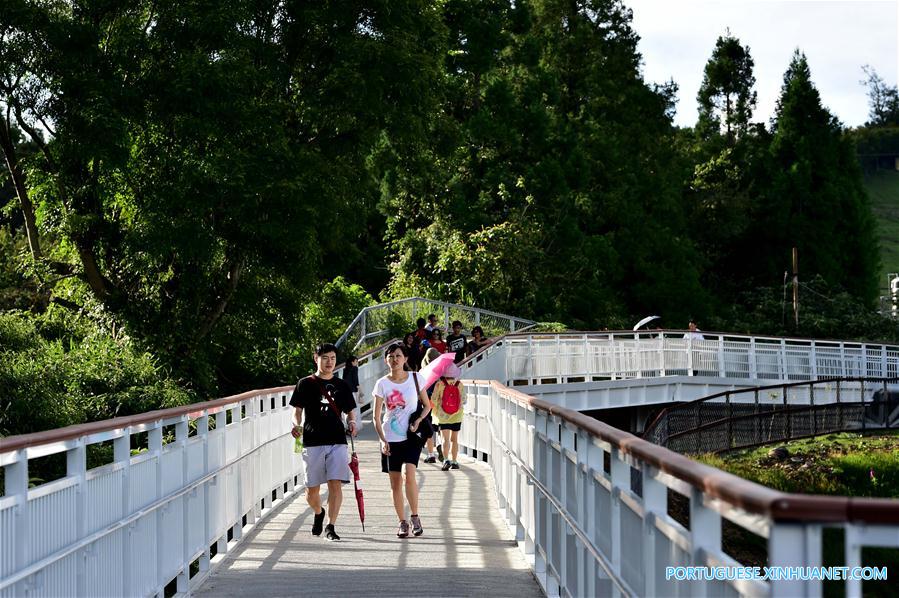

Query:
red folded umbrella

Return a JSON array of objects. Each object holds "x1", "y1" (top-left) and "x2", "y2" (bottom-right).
[{"x1": 348, "y1": 434, "x2": 365, "y2": 531}]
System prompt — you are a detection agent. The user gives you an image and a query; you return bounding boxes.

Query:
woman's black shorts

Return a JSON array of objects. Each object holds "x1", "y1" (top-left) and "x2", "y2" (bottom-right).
[
  {"x1": 381, "y1": 439, "x2": 421, "y2": 473},
  {"x1": 439, "y1": 421, "x2": 461, "y2": 431}
]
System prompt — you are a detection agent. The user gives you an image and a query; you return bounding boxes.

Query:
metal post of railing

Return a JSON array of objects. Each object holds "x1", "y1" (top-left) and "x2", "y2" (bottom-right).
[
  {"x1": 883, "y1": 346, "x2": 889, "y2": 377},
  {"x1": 810, "y1": 341, "x2": 818, "y2": 379},
  {"x1": 754, "y1": 389, "x2": 760, "y2": 446},
  {"x1": 839, "y1": 342, "x2": 847, "y2": 377},
  {"x1": 717, "y1": 335, "x2": 725, "y2": 377},
  {"x1": 443, "y1": 305, "x2": 449, "y2": 330},
  {"x1": 150, "y1": 422, "x2": 164, "y2": 596},
  {"x1": 779, "y1": 339, "x2": 787, "y2": 379},
  {"x1": 836, "y1": 380, "x2": 843, "y2": 430},
  {"x1": 114, "y1": 427, "x2": 133, "y2": 595},
  {"x1": 749, "y1": 336, "x2": 758, "y2": 379},
  {"x1": 176, "y1": 415, "x2": 190, "y2": 594},
  {"x1": 810, "y1": 383, "x2": 816, "y2": 437},
  {"x1": 726, "y1": 392, "x2": 733, "y2": 450},
  {"x1": 861, "y1": 379, "x2": 867, "y2": 433},
  {"x1": 783, "y1": 385, "x2": 791, "y2": 440},
  {"x1": 67, "y1": 439, "x2": 87, "y2": 597},
  {"x1": 862, "y1": 344, "x2": 869, "y2": 377},
  {"x1": 687, "y1": 338, "x2": 694, "y2": 377}
]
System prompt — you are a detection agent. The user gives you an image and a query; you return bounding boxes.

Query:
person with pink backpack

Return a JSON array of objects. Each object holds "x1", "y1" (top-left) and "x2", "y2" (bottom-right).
[{"x1": 431, "y1": 374, "x2": 467, "y2": 470}]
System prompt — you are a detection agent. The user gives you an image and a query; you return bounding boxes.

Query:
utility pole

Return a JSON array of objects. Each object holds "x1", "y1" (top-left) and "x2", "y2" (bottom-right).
[{"x1": 792, "y1": 247, "x2": 799, "y2": 330}]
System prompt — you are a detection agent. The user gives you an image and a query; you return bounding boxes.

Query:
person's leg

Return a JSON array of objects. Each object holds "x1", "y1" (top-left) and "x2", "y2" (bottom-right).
[
  {"x1": 389, "y1": 472, "x2": 405, "y2": 520},
  {"x1": 306, "y1": 485, "x2": 322, "y2": 513},
  {"x1": 441, "y1": 428, "x2": 452, "y2": 470},
  {"x1": 451, "y1": 430, "x2": 460, "y2": 462},
  {"x1": 326, "y1": 479, "x2": 343, "y2": 524},
  {"x1": 404, "y1": 463, "x2": 419, "y2": 515},
  {"x1": 306, "y1": 485, "x2": 326, "y2": 535},
  {"x1": 424, "y1": 437, "x2": 436, "y2": 462}
]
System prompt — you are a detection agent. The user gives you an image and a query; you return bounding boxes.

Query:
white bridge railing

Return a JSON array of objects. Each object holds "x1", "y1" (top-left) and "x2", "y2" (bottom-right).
[
  {"x1": 0, "y1": 387, "x2": 300, "y2": 598},
  {"x1": 3, "y1": 329, "x2": 897, "y2": 597},
  {"x1": 460, "y1": 380, "x2": 899, "y2": 598},
  {"x1": 504, "y1": 332, "x2": 899, "y2": 385}
]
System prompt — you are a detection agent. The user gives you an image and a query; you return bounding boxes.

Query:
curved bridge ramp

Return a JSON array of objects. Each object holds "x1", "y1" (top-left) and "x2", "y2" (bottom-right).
[{"x1": 194, "y1": 423, "x2": 541, "y2": 597}]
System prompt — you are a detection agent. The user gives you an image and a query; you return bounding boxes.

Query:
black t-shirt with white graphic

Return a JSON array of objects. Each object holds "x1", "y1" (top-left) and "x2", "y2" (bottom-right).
[
  {"x1": 289, "y1": 375, "x2": 356, "y2": 446},
  {"x1": 445, "y1": 333, "x2": 468, "y2": 363}
]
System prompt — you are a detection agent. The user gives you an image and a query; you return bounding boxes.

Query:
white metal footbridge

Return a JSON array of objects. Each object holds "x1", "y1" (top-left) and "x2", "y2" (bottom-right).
[{"x1": 2, "y1": 302, "x2": 898, "y2": 597}]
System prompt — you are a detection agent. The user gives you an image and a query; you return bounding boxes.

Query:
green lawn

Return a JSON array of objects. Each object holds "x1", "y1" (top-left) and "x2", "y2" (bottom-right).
[
  {"x1": 694, "y1": 432, "x2": 899, "y2": 597},
  {"x1": 696, "y1": 431, "x2": 899, "y2": 498},
  {"x1": 864, "y1": 170, "x2": 899, "y2": 286}
]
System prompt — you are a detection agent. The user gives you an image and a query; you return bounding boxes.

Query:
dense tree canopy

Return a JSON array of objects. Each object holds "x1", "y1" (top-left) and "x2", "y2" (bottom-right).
[{"x1": 1, "y1": 1, "x2": 890, "y2": 437}]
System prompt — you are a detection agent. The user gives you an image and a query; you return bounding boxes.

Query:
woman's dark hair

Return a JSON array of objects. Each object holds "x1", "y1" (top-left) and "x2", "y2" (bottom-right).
[
  {"x1": 384, "y1": 343, "x2": 409, "y2": 358},
  {"x1": 403, "y1": 333, "x2": 415, "y2": 344},
  {"x1": 471, "y1": 325, "x2": 484, "y2": 336},
  {"x1": 416, "y1": 317, "x2": 426, "y2": 328},
  {"x1": 347, "y1": 355, "x2": 357, "y2": 364}
]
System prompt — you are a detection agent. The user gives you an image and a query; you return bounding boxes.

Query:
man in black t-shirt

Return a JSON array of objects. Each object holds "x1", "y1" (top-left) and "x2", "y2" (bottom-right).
[
  {"x1": 290, "y1": 343, "x2": 358, "y2": 541},
  {"x1": 445, "y1": 320, "x2": 468, "y2": 364}
]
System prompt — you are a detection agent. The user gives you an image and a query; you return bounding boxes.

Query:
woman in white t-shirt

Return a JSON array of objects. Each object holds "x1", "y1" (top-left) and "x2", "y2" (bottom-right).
[{"x1": 373, "y1": 343, "x2": 432, "y2": 538}]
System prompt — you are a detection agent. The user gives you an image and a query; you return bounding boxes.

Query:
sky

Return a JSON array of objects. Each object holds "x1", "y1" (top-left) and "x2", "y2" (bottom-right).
[{"x1": 628, "y1": 0, "x2": 899, "y2": 128}]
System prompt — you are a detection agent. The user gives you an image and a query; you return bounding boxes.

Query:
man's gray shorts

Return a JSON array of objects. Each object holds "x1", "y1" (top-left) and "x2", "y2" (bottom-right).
[{"x1": 302, "y1": 444, "x2": 350, "y2": 488}]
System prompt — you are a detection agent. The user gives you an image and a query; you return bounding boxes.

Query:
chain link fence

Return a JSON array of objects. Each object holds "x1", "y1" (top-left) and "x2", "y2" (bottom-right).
[{"x1": 644, "y1": 377, "x2": 899, "y2": 454}]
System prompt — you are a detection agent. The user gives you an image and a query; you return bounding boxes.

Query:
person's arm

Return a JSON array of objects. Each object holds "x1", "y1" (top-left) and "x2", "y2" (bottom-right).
[
  {"x1": 373, "y1": 395, "x2": 389, "y2": 454},
  {"x1": 409, "y1": 374, "x2": 432, "y2": 431},
  {"x1": 291, "y1": 407, "x2": 303, "y2": 438},
  {"x1": 343, "y1": 395, "x2": 358, "y2": 437}
]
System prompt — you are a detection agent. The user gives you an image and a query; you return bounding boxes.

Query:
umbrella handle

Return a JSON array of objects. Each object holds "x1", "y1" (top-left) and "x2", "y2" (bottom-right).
[{"x1": 349, "y1": 431, "x2": 355, "y2": 453}]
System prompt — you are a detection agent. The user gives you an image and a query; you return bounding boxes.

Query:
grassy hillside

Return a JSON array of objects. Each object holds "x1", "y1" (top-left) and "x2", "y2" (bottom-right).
[{"x1": 864, "y1": 170, "x2": 899, "y2": 286}]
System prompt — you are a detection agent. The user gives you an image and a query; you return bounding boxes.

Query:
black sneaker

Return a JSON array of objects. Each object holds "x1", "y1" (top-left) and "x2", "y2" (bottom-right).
[
  {"x1": 436, "y1": 445, "x2": 444, "y2": 462},
  {"x1": 441, "y1": 460, "x2": 451, "y2": 471},
  {"x1": 450, "y1": 461, "x2": 460, "y2": 470},
  {"x1": 325, "y1": 524, "x2": 340, "y2": 541},
  {"x1": 311, "y1": 508, "x2": 325, "y2": 536},
  {"x1": 423, "y1": 455, "x2": 437, "y2": 464}
]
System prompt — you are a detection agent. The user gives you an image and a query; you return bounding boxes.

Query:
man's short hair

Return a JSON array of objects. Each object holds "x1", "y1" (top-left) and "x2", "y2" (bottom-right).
[
  {"x1": 416, "y1": 317, "x2": 426, "y2": 327},
  {"x1": 427, "y1": 313, "x2": 437, "y2": 321},
  {"x1": 452, "y1": 320, "x2": 462, "y2": 328},
  {"x1": 315, "y1": 343, "x2": 338, "y2": 356}
]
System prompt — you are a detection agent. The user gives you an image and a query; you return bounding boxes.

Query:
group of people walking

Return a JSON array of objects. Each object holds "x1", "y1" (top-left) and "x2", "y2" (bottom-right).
[{"x1": 289, "y1": 317, "x2": 485, "y2": 541}]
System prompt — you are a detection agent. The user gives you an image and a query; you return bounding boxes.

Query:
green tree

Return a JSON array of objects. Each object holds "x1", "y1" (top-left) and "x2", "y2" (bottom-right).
[
  {"x1": 751, "y1": 51, "x2": 879, "y2": 305},
  {"x1": 696, "y1": 32, "x2": 757, "y2": 142},
  {"x1": 0, "y1": 0, "x2": 445, "y2": 390},
  {"x1": 861, "y1": 65, "x2": 899, "y2": 127},
  {"x1": 381, "y1": 0, "x2": 706, "y2": 327}
]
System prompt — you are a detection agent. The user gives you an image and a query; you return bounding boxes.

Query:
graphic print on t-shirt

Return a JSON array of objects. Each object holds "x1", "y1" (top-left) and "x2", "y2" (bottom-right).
[
  {"x1": 386, "y1": 389, "x2": 407, "y2": 436},
  {"x1": 317, "y1": 381, "x2": 338, "y2": 417}
]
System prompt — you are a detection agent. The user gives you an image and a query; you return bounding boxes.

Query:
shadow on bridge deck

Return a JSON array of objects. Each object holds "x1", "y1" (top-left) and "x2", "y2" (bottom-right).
[{"x1": 194, "y1": 423, "x2": 542, "y2": 598}]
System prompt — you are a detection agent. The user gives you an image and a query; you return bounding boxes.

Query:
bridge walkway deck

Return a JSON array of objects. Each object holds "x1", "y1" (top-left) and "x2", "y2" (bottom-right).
[{"x1": 195, "y1": 422, "x2": 541, "y2": 597}]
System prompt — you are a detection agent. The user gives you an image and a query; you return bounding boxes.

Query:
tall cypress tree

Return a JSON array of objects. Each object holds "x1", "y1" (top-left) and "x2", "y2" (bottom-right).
[{"x1": 752, "y1": 51, "x2": 879, "y2": 303}]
